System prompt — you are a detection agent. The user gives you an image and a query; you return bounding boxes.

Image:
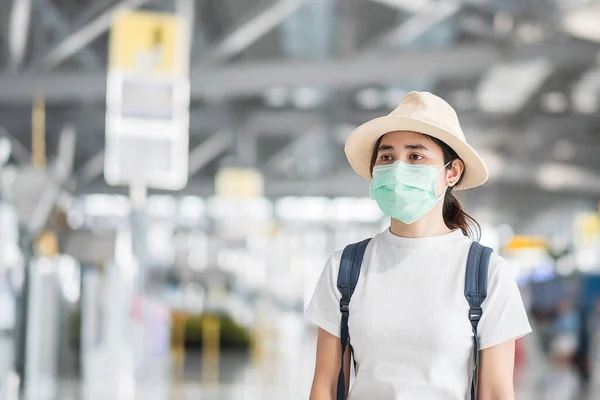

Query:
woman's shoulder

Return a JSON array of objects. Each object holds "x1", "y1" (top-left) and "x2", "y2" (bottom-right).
[
  {"x1": 485, "y1": 252, "x2": 521, "y2": 293},
  {"x1": 488, "y1": 252, "x2": 517, "y2": 274},
  {"x1": 323, "y1": 238, "x2": 378, "y2": 272}
]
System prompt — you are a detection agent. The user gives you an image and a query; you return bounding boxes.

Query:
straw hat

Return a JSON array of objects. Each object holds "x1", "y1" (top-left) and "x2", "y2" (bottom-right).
[{"x1": 344, "y1": 91, "x2": 488, "y2": 190}]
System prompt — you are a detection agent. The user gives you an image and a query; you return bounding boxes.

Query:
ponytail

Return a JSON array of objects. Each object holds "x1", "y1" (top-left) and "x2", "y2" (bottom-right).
[{"x1": 443, "y1": 189, "x2": 481, "y2": 241}]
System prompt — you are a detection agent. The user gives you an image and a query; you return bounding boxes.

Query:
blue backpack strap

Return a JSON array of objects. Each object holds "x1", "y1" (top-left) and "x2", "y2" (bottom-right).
[
  {"x1": 336, "y1": 238, "x2": 371, "y2": 400},
  {"x1": 464, "y1": 242, "x2": 493, "y2": 400}
]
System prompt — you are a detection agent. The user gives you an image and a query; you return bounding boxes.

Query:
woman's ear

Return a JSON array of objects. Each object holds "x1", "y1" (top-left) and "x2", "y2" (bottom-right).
[{"x1": 446, "y1": 159, "x2": 465, "y2": 187}]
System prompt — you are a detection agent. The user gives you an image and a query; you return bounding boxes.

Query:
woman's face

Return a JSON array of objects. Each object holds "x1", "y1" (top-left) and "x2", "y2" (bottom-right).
[{"x1": 374, "y1": 131, "x2": 464, "y2": 193}]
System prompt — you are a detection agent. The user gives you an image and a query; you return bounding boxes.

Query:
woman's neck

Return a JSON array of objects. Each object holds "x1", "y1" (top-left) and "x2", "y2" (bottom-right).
[{"x1": 389, "y1": 202, "x2": 452, "y2": 238}]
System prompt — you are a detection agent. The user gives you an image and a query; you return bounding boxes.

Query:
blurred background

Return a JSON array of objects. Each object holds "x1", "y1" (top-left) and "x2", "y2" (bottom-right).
[{"x1": 1, "y1": 0, "x2": 600, "y2": 399}]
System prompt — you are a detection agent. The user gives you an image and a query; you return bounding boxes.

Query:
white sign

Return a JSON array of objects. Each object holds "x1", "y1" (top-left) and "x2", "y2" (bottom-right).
[{"x1": 105, "y1": 11, "x2": 190, "y2": 190}]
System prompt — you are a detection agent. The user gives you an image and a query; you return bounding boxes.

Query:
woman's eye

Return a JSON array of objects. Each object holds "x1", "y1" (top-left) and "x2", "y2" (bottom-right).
[
  {"x1": 380, "y1": 154, "x2": 393, "y2": 162},
  {"x1": 409, "y1": 154, "x2": 424, "y2": 161}
]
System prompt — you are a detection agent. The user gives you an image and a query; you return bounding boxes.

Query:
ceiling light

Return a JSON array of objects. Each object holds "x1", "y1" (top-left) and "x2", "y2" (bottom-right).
[
  {"x1": 515, "y1": 22, "x2": 546, "y2": 43},
  {"x1": 572, "y1": 68, "x2": 600, "y2": 114},
  {"x1": 575, "y1": 248, "x2": 599, "y2": 272},
  {"x1": 477, "y1": 58, "x2": 553, "y2": 114},
  {"x1": 179, "y1": 196, "x2": 205, "y2": 220},
  {"x1": 333, "y1": 124, "x2": 355, "y2": 143},
  {"x1": 384, "y1": 88, "x2": 407, "y2": 110},
  {"x1": 263, "y1": 86, "x2": 289, "y2": 108},
  {"x1": 541, "y1": 92, "x2": 568, "y2": 114},
  {"x1": 67, "y1": 210, "x2": 85, "y2": 230},
  {"x1": 562, "y1": 5, "x2": 600, "y2": 43},
  {"x1": 275, "y1": 197, "x2": 330, "y2": 221},
  {"x1": 331, "y1": 197, "x2": 383, "y2": 223},
  {"x1": 536, "y1": 162, "x2": 588, "y2": 191},
  {"x1": 493, "y1": 12, "x2": 514, "y2": 35},
  {"x1": 0, "y1": 137, "x2": 12, "y2": 166},
  {"x1": 206, "y1": 196, "x2": 272, "y2": 219},
  {"x1": 356, "y1": 88, "x2": 383, "y2": 110},
  {"x1": 147, "y1": 195, "x2": 177, "y2": 218},
  {"x1": 476, "y1": 149, "x2": 504, "y2": 180},
  {"x1": 83, "y1": 194, "x2": 131, "y2": 217},
  {"x1": 291, "y1": 87, "x2": 323, "y2": 109},
  {"x1": 573, "y1": 92, "x2": 598, "y2": 114}
]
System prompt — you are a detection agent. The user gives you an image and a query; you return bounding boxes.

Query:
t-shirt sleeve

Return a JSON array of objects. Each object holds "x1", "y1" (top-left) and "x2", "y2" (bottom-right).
[
  {"x1": 305, "y1": 252, "x2": 342, "y2": 338},
  {"x1": 477, "y1": 254, "x2": 532, "y2": 349}
]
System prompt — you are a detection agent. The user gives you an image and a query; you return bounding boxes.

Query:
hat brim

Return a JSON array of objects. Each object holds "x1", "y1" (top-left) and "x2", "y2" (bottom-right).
[{"x1": 344, "y1": 115, "x2": 489, "y2": 190}]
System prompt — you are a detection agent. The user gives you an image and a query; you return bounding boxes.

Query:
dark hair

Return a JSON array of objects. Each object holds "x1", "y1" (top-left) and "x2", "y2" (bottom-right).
[{"x1": 370, "y1": 134, "x2": 481, "y2": 240}]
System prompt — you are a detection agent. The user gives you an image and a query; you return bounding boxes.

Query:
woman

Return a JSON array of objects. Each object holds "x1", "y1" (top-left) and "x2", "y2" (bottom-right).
[{"x1": 306, "y1": 91, "x2": 532, "y2": 399}]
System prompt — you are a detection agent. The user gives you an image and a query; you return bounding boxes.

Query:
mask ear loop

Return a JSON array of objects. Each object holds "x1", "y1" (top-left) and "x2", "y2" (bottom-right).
[
  {"x1": 434, "y1": 161, "x2": 452, "y2": 199},
  {"x1": 439, "y1": 161, "x2": 452, "y2": 173}
]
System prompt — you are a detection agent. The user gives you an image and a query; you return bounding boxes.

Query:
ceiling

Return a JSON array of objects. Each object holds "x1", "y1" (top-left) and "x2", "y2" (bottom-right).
[{"x1": 0, "y1": 0, "x2": 600, "y2": 203}]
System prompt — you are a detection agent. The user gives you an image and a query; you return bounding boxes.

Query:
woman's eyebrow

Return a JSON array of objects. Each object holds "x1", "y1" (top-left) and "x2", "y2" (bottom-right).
[
  {"x1": 378, "y1": 144, "x2": 395, "y2": 152},
  {"x1": 404, "y1": 144, "x2": 428, "y2": 151}
]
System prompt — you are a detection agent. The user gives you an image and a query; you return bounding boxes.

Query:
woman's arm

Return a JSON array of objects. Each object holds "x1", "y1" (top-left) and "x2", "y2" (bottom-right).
[
  {"x1": 477, "y1": 338, "x2": 517, "y2": 400},
  {"x1": 310, "y1": 328, "x2": 352, "y2": 400}
]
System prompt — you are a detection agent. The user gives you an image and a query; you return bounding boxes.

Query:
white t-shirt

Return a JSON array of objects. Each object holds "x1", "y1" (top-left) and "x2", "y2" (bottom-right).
[{"x1": 305, "y1": 229, "x2": 532, "y2": 400}]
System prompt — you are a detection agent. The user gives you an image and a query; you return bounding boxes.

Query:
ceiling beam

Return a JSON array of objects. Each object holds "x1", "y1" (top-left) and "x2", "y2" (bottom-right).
[
  {"x1": 8, "y1": 0, "x2": 32, "y2": 71},
  {"x1": 73, "y1": 0, "x2": 122, "y2": 28},
  {"x1": 36, "y1": 0, "x2": 153, "y2": 70},
  {"x1": 263, "y1": 126, "x2": 322, "y2": 172},
  {"x1": 36, "y1": 0, "x2": 100, "y2": 69},
  {"x1": 77, "y1": 150, "x2": 106, "y2": 186},
  {"x1": 0, "y1": 41, "x2": 597, "y2": 102},
  {"x1": 370, "y1": 2, "x2": 461, "y2": 50},
  {"x1": 335, "y1": 0, "x2": 360, "y2": 55},
  {"x1": 366, "y1": 0, "x2": 507, "y2": 15},
  {"x1": 0, "y1": 124, "x2": 31, "y2": 164},
  {"x1": 366, "y1": 0, "x2": 431, "y2": 13},
  {"x1": 202, "y1": 0, "x2": 308, "y2": 64},
  {"x1": 188, "y1": 131, "x2": 234, "y2": 176}
]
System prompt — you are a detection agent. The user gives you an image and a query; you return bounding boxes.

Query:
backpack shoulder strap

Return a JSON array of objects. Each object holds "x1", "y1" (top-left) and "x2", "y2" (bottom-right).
[
  {"x1": 336, "y1": 238, "x2": 371, "y2": 400},
  {"x1": 337, "y1": 239, "x2": 371, "y2": 308},
  {"x1": 464, "y1": 241, "x2": 493, "y2": 400}
]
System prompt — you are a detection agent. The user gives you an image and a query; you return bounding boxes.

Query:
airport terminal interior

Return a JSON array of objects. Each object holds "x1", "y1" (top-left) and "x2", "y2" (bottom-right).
[{"x1": 2, "y1": 0, "x2": 600, "y2": 399}]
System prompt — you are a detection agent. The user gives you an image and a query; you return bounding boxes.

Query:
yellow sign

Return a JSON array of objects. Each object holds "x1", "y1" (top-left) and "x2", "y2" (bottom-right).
[
  {"x1": 109, "y1": 11, "x2": 183, "y2": 74},
  {"x1": 505, "y1": 235, "x2": 546, "y2": 251},
  {"x1": 37, "y1": 230, "x2": 58, "y2": 256},
  {"x1": 215, "y1": 167, "x2": 265, "y2": 198}
]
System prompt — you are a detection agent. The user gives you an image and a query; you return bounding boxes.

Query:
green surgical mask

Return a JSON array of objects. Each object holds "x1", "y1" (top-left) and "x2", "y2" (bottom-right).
[{"x1": 369, "y1": 161, "x2": 449, "y2": 224}]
